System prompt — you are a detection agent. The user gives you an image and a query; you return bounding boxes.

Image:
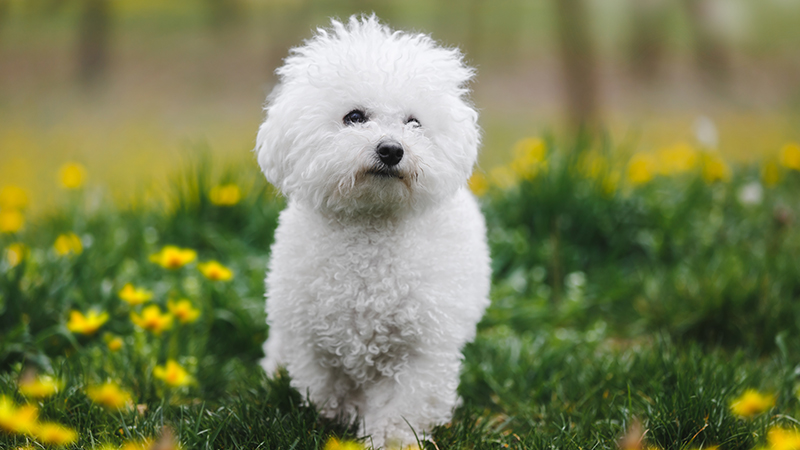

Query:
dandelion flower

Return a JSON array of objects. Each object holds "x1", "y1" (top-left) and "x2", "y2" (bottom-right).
[
  {"x1": 578, "y1": 151, "x2": 610, "y2": 180},
  {"x1": 209, "y1": 184, "x2": 241, "y2": 206},
  {"x1": 167, "y1": 299, "x2": 201, "y2": 324},
  {"x1": 767, "y1": 427, "x2": 800, "y2": 450},
  {"x1": 627, "y1": 152, "x2": 657, "y2": 186},
  {"x1": 131, "y1": 305, "x2": 173, "y2": 335},
  {"x1": 701, "y1": 152, "x2": 731, "y2": 183},
  {"x1": 18, "y1": 375, "x2": 60, "y2": 399},
  {"x1": 0, "y1": 209, "x2": 24, "y2": 233},
  {"x1": 510, "y1": 137, "x2": 547, "y2": 180},
  {"x1": 0, "y1": 185, "x2": 28, "y2": 210},
  {"x1": 118, "y1": 283, "x2": 153, "y2": 306},
  {"x1": 106, "y1": 335, "x2": 123, "y2": 352},
  {"x1": 779, "y1": 142, "x2": 800, "y2": 171},
  {"x1": 762, "y1": 161, "x2": 781, "y2": 187},
  {"x1": 4, "y1": 242, "x2": 27, "y2": 267},
  {"x1": 153, "y1": 360, "x2": 192, "y2": 387},
  {"x1": 656, "y1": 143, "x2": 699, "y2": 175},
  {"x1": 54, "y1": 232, "x2": 83, "y2": 256},
  {"x1": 324, "y1": 437, "x2": 365, "y2": 450},
  {"x1": 59, "y1": 162, "x2": 86, "y2": 189},
  {"x1": 0, "y1": 396, "x2": 38, "y2": 435},
  {"x1": 67, "y1": 310, "x2": 109, "y2": 335},
  {"x1": 489, "y1": 166, "x2": 517, "y2": 190},
  {"x1": 34, "y1": 422, "x2": 78, "y2": 446},
  {"x1": 87, "y1": 382, "x2": 132, "y2": 410},
  {"x1": 730, "y1": 389, "x2": 774, "y2": 418},
  {"x1": 197, "y1": 260, "x2": 233, "y2": 281},
  {"x1": 120, "y1": 439, "x2": 155, "y2": 450},
  {"x1": 149, "y1": 245, "x2": 196, "y2": 269},
  {"x1": 468, "y1": 171, "x2": 488, "y2": 197},
  {"x1": 602, "y1": 171, "x2": 621, "y2": 196}
]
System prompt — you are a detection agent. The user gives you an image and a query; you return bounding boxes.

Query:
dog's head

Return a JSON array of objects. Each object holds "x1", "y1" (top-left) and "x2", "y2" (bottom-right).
[{"x1": 256, "y1": 15, "x2": 479, "y2": 217}]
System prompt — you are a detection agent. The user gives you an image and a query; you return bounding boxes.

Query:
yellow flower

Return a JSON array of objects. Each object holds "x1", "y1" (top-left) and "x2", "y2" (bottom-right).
[
  {"x1": 197, "y1": 260, "x2": 233, "y2": 281},
  {"x1": 18, "y1": 375, "x2": 60, "y2": 399},
  {"x1": 149, "y1": 245, "x2": 197, "y2": 269},
  {"x1": 153, "y1": 360, "x2": 192, "y2": 387},
  {"x1": 167, "y1": 299, "x2": 201, "y2": 324},
  {"x1": 0, "y1": 396, "x2": 38, "y2": 435},
  {"x1": 4, "y1": 243, "x2": 27, "y2": 267},
  {"x1": 54, "y1": 232, "x2": 83, "y2": 256},
  {"x1": 106, "y1": 336, "x2": 124, "y2": 352},
  {"x1": 0, "y1": 185, "x2": 29, "y2": 210},
  {"x1": 602, "y1": 171, "x2": 621, "y2": 196},
  {"x1": 59, "y1": 162, "x2": 86, "y2": 189},
  {"x1": 468, "y1": 171, "x2": 488, "y2": 197},
  {"x1": 67, "y1": 310, "x2": 109, "y2": 335},
  {"x1": 120, "y1": 439, "x2": 155, "y2": 450},
  {"x1": 131, "y1": 305, "x2": 173, "y2": 335},
  {"x1": 730, "y1": 389, "x2": 774, "y2": 418},
  {"x1": 118, "y1": 283, "x2": 153, "y2": 306},
  {"x1": 779, "y1": 142, "x2": 800, "y2": 171},
  {"x1": 510, "y1": 137, "x2": 547, "y2": 179},
  {"x1": 578, "y1": 151, "x2": 610, "y2": 180},
  {"x1": 324, "y1": 437, "x2": 365, "y2": 450},
  {"x1": 627, "y1": 152, "x2": 657, "y2": 186},
  {"x1": 656, "y1": 143, "x2": 699, "y2": 175},
  {"x1": 489, "y1": 166, "x2": 517, "y2": 190},
  {"x1": 768, "y1": 427, "x2": 800, "y2": 450},
  {"x1": 209, "y1": 184, "x2": 242, "y2": 206},
  {"x1": 762, "y1": 160, "x2": 781, "y2": 187},
  {"x1": 0, "y1": 209, "x2": 24, "y2": 233},
  {"x1": 34, "y1": 422, "x2": 78, "y2": 446},
  {"x1": 701, "y1": 152, "x2": 731, "y2": 183},
  {"x1": 87, "y1": 382, "x2": 132, "y2": 410}
]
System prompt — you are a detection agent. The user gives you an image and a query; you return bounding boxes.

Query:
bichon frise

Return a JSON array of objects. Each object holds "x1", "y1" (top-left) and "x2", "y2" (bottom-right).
[{"x1": 255, "y1": 15, "x2": 490, "y2": 449}]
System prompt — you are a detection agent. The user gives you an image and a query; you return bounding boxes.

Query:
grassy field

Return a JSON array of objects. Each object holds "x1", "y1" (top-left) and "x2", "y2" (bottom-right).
[{"x1": 2, "y1": 136, "x2": 800, "y2": 449}]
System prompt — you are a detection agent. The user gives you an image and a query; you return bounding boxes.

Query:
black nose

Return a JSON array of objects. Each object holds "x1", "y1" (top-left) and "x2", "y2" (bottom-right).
[{"x1": 376, "y1": 142, "x2": 404, "y2": 167}]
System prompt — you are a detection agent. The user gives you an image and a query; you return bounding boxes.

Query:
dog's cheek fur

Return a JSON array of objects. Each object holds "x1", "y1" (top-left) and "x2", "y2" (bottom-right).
[
  {"x1": 413, "y1": 97, "x2": 480, "y2": 200},
  {"x1": 256, "y1": 84, "x2": 343, "y2": 198}
]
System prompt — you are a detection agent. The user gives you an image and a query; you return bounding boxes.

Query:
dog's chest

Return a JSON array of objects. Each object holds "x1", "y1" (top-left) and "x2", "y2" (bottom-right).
[{"x1": 306, "y1": 226, "x2": 428, "y2": 379}]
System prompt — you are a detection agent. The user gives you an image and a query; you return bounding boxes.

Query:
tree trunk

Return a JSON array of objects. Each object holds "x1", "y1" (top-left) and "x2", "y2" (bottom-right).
[
  {"x1": 554, "y1": 0, "x2": 599, "y2": 130},
  {"x1": 77, "y1": 0, "x2": 110, "y2": 86}
]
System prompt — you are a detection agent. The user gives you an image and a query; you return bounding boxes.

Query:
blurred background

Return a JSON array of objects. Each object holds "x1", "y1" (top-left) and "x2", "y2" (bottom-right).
[{"x1": 1, "y1": 0, "x2": 799, "y2": 209}]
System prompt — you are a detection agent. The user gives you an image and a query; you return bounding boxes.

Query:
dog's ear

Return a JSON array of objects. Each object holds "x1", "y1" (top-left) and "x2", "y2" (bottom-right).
[{"x1": 255, "y1": 90, "x2": 289, "y2": 191}]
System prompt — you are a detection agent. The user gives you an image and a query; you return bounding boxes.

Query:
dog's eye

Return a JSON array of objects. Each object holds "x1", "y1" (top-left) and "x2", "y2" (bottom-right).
[
  {"x1": 343, "y1": 110, "x2": 367, "y2": 125},
  {"x1": 406, "y1": 117, "x2": 421, "y2": 127}
]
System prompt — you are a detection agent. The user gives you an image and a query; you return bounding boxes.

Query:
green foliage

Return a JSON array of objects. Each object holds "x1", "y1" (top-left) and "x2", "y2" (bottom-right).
[
  {"x1": 484, "y1": 138, "x2": 800, "y2": 354},
  {"x1": 1, "y1": 146, "x2": 800, "y2": 449}
]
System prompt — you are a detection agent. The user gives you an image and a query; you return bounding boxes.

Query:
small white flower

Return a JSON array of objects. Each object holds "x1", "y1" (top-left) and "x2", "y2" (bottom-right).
[
  {"x1": 737, "y1": 182, "x2": 763, "y2": 206},
  {"x1": 694, "y1": 115, "x2": 719, "y2": 149}
]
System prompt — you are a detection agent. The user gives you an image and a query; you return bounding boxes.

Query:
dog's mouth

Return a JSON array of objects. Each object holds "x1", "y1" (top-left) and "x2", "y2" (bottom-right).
[{"x1": 367, "y1": 166, "x2": 404, "y2": 180}]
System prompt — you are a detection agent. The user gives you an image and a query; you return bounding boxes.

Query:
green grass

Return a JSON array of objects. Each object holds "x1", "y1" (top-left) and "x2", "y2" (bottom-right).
[{"x1": 1, "y1": 140, "x2": 800, "y2": 449}]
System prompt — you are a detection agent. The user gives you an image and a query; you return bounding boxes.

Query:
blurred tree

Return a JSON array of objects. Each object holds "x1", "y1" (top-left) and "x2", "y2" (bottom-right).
[
  {"x1": 628, "y1": 0, "x2": 669, "y2": 83},
  {"x1": 553, "y1": 0, "x2": 599, "y2": 129},
  {"x1": 0, "y1": 0, "x2": 7, "y2": 33},
  {"x1": 77, "y1": 0, "x2": 110, "y2": 87},
  {"x1": 23, "y1": 0, "x2": 65, "y2": 16},
  {"x1": 683, "y1": 0, "x2": 730, "y2": 86},
  {"x1": 464, "y1": 0, "x2": 485, "y2": 62},
  {"x1": 206, "y1": 0, "x2": 240, "y2": 32}
]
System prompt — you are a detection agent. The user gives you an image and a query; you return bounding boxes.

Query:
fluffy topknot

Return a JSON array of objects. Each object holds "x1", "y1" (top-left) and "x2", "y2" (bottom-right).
[{"x1": 276, "y1": 14, "x2": 475, "y2": 99}]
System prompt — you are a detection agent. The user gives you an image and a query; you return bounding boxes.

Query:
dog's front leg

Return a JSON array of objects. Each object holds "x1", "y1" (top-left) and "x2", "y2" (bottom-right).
[{"x1": 359, "y1": 348, "x2": 462, "y2": 448}]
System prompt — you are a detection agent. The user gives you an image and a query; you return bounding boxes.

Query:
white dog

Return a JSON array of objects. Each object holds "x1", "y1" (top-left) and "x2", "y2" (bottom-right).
[{"x1": 256, "y1": 15, "x2": 490, "y2": 449}]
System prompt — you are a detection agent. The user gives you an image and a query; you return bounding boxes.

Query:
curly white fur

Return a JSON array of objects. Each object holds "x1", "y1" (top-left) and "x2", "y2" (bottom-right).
[{"x1": 256, "y1": 15, "x2": 490, "y2": 449}]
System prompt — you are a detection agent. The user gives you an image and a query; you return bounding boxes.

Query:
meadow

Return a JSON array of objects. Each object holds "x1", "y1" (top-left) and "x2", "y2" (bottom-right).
[
  {"x1": 3, "y1": 1, "x2": 800, "y2": 448},
  {"x1": 1, "y1": 136, "x2": 800, "y2": 449}
]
